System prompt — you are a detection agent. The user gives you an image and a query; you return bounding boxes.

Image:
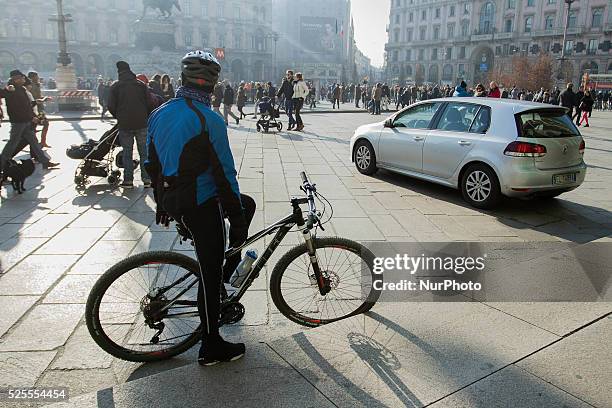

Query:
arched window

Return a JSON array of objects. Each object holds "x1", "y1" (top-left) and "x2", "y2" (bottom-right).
[
  {"x1": 545, "y1": 15, "x2": 554, "y2": 30},
  {"x1": 479, "y1": 2, "x2": 495, "y2": 34},
  {"x1": 442, "y1": 64, "x2": 453, "y2": 80},
  {"x1": 524, "y1": 16, "x2": 533, "y2": 33},
  {"x1": 592, "y1": 8, "x2": 603, "y2": 28}
]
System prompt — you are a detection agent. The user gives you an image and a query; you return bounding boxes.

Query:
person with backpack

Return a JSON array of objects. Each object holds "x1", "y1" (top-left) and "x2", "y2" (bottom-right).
[{"x1": 107, "y1": 61, "x2": 150, "y2": 188}]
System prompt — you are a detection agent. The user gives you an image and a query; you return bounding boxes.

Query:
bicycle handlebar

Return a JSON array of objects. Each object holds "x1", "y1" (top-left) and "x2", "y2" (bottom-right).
[{"x1": 300, "y1": 172, "x2": 318, "y2": 229}]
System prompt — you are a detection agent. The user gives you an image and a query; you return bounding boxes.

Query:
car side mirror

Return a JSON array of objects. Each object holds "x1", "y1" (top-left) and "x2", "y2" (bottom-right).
[{"x1": 384, "y1": 118, "x2": 394, "y2": 128}]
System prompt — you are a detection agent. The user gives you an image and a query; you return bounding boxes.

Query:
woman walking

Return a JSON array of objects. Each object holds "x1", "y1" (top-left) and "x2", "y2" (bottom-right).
[
  {"x1": 292, "y1": 72, "x2": 309, "y2": 131},
  {"x1": 237, "y1": 83, "x2": 247, "y2": 119},
  {"x1": 161, "y1": 74, "x2": 174, "y2": 100},
  {"x1": 578, "y1": 90, "x2": 594, "y2": 127}
]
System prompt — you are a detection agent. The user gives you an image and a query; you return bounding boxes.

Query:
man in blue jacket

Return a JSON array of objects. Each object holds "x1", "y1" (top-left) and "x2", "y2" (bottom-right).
[
  {"x1": 145, "y1": 50, "x2": 255, "y2": 366},
  {"x1": 453, "y1": 80, "x2": 469, "y2": 97}
]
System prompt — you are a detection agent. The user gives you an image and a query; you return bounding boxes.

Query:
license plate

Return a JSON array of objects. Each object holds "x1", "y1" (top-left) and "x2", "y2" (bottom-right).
[{"x1": 553, "y1": 173, "x2": 577, "y2": 185}]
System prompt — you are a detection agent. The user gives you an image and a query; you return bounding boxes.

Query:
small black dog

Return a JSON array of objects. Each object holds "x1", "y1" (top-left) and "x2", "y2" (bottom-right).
[{"x1": 4, "y1": 159, "x2": 35, "y2": 194}]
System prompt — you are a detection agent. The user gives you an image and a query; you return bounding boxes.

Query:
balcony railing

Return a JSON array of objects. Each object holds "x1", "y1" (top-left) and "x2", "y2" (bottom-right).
[
  {"x1": 494, "y1": 32, "x2": 514, "y2": 40},
  {"x1": 471, "y1": 33, "x2": 493, "y2": 41}
]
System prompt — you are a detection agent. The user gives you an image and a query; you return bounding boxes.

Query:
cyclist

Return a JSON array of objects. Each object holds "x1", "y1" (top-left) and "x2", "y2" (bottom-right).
[{"x1": 145, "y1": 50, "x2": 255, "y2": 366}]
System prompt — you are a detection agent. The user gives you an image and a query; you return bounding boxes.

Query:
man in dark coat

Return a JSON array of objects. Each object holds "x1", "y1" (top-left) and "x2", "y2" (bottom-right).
[
  {"x1": 559, "y1": 83, "x2": 575, "y2": 118},
  {"x1": 572, "y1": 86, "x2": 585, "y2": 125},
  {"x1": 107, "y1": 61, "x2": 150, "y2": 188},
  {"x1": 0, "y1": 70, "x2": 58, "y2": 176},
  {"x1": 222, "y1": 82, "x2": 240, "y2": 125}
]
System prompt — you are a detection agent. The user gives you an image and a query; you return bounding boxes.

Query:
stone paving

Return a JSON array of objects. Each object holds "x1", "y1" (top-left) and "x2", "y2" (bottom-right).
[{"x1": 0, "y1": 109, "x2": 611, "y2": 407}]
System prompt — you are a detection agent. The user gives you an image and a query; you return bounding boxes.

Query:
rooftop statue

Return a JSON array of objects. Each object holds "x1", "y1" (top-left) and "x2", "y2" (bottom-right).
[{"x1": 141, "y1": 0, "x2": 182, "y2": 20}]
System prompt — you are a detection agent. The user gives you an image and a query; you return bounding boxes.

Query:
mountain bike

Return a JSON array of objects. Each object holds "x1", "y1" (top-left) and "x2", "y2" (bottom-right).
[{"x1": 85, "y1": 172, "x2": 380, "y2": 362}]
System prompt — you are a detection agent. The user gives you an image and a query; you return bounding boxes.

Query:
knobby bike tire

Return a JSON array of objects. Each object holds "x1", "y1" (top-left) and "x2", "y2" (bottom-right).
[
  {"x1": 270, "y1": 237, "x2": 380, "y2": 327},
  {"x1": 85, "y1": 251, "x2": 201, "y2": 362}
]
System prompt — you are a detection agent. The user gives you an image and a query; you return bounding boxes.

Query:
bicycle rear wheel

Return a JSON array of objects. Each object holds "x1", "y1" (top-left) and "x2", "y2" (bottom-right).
[
  {"x1": 270, "y1": 237, "x2": 380, "y2": 327},
  {"x1": 86, "y1": 251, "x2": 201, "y2": 362}
]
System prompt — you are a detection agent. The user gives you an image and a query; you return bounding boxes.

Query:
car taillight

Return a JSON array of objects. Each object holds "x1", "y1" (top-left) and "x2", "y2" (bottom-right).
[
  {"x1": 504, "y1": 141, "x2": 547, "y2": 157},
  {"x1": 579, "y1": 139, "x2": 585, "y2": 155}
]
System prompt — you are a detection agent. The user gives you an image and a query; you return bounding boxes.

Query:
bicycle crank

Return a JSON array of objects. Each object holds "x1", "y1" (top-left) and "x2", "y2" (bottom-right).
[{"x1": 220, "y1": 302, "x2": 245, "y2": 326}]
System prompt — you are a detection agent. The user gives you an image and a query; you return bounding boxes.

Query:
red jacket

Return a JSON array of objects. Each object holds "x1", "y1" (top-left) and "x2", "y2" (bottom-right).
[{"x1": 488, "y1": 88, "x2": 501, "y2": 98}]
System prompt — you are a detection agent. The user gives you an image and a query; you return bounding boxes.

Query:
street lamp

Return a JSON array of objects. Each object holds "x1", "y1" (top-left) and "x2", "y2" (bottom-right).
[{"x1": 558, "y1": 0, "x2": 576, "y2": 81}]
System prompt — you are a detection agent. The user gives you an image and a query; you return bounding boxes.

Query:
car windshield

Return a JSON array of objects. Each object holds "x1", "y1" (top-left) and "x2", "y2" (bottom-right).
[{"x1": 517, "y1": 110, "x2": 580, "y2": 138}]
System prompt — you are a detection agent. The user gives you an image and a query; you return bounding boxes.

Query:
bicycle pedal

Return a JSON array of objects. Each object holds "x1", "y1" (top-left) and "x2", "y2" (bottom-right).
[{"x1": 220, "y1": 302, "x2": 245, "y2": 326}]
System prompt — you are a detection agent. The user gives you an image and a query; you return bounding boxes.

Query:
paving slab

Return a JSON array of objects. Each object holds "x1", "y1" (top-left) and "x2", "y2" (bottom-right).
[
  {"x1": 0, "y1": 237, "x2": 48, "y2": 274},
  {"x1": 69, "y1": 240, "x2": 137, "y2": 275},
  {"x1": 517, "y1": 316, "x2": 612, "y2": 408},
  {"x1": 0, "y1": 255, "x2": 79, "y2": 295},
  {"x1": 19, "y1": 213, "x2": 80, "y2": 238},
  {"x1": 34, "y1": 228, "x2": 107, "y2": 255},
  {"x1": 0, "y1": 304, "x2": 82, "y2": 351},
  {"x1": 45, "y1": 344, "x2": 335, "y2": 408},
  {"x1": 267, "y1": 302, "x2": 559, "y2": 407},
  {"x1": 42, "y1": 275, "x2": 100, "y2": 304},
  {"x1": 0, "y1": 351, "x2": 56, "y2": 388},
  {"x1": 429, "y1": 365, "x2": 593, "y2": 408},
  {"x1": 0, "y1": 296, "x2": 38, "y2": 338},
  {"x1": 51, "y1": 325, "x2": 117, "y2": 370}
]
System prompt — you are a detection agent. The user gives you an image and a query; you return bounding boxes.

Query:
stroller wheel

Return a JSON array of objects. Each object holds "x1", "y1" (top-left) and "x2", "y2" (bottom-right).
[
  {"x1": 111, "y1": 170, "x2": 121, "y2": 177},
  {"x1": 107, "y1": 175, "x2": 120, "y2": 185},
  {"x1": 277, "y1": 122, "x2": 283, "y2": 131},
  {"x1": 256, "y1": 123, "x2": 262, "y2": 132},
  {"x1": 74, "y1": 175, "x2": 86, "y2": 186}
]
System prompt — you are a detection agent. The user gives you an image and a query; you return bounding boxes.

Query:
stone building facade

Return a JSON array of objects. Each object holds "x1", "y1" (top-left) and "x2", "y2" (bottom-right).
[
  {"x1": 384, "y1": 0, "x2": 612, "y2": 86},
  {"x1": 0, "y1": 0, "x2": 275, "y2": 83}
]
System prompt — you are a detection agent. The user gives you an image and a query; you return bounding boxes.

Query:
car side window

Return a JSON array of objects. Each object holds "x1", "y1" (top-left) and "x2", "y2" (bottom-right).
[
  {"x1": 469, "y1": 107, "x2": 491, "y2": 134},
  {"x1": 435, "y1": 103, "x2": 480, "y2": 133},
  {"x1": 393, "y1": 103, "x2": 442, "y2": 129}
]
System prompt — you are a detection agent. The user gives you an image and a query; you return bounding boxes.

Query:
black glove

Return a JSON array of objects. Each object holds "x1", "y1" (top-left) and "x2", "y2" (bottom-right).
[
  {"x1": 228, "y1": 214, "x2": 248, "y2": 248},
  {"x1": 156, "y1": 208, "x2": 172, "y2": 228}
]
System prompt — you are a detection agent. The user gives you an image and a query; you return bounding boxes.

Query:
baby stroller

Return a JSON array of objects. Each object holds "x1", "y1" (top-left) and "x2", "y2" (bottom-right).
[
  {"x1": 256, "y1": 97, "x2": 283, "y2": 133},
  {"x1": 66, "y1": 124, "x2": 135, "y2": 189}
]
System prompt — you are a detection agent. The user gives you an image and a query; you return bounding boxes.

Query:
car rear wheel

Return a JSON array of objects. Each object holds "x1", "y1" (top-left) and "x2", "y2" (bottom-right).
[
  {"x1": 461, "y1": 164, "x2": 501, "y2": 209},
  {"x1": 354, "y1": 140, "x2": 377, "y2": 175}
]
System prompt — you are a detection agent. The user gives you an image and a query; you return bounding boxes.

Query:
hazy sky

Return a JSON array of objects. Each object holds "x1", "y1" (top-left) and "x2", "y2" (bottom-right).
[{"x1": 351, "y1": 0, "x2": 390, "y2": 68}]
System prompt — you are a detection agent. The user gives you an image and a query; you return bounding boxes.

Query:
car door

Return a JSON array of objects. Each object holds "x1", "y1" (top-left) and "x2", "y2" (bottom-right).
[
  {"x1": 422, "y1": 103, "x2": 491, "y2": 179},
  {"x1": 378, "y1": 102, "x2": 443, "y2": 172}
]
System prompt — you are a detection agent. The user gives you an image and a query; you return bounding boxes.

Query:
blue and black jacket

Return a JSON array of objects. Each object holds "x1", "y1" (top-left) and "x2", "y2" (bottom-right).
[{"x1": 145, "y1": 97, "x2": 243, "y2": 218}]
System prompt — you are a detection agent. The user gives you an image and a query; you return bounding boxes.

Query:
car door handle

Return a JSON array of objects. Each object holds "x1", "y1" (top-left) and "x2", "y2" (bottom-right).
[
  {"x1": 413, "y1": 136, "x2": 425, "y2": 141},
  {"x1": 458, "y1": 140, "x2": 471, "y2": 146}
]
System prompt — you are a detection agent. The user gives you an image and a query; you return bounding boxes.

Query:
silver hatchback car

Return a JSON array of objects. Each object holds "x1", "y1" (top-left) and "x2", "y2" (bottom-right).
[{"x1": 350, "y1": 98, "x2": 586, "y2": 209}]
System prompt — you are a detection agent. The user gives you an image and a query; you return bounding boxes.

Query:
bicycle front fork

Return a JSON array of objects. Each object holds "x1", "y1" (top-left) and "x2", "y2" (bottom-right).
[{"x1": 302, "y1": 229, "x2": 331, "y2": 296}]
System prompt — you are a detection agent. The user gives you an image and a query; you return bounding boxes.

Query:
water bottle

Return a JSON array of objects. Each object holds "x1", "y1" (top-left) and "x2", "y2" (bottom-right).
[{"x1": 229, "y1": 249, "x2": 258, "y2": 288}]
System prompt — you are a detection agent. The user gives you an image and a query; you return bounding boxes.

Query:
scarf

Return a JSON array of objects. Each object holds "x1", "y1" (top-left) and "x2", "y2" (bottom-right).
[{"x1": 175, "y1": 86, "x2": 212, "y2": 107}]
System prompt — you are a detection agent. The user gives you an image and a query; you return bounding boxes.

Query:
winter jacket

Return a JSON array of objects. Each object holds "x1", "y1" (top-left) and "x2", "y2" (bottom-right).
[
  {"x1": 559, "y1": 89, "x2": 575, "y2": 109},
  {"x1": 237, "y1": 88, "x2": 246, "y2": 107},
  {"x1": 579, "y1": 95, "x2": 594, "y2": 112},
  {"x1": 223, "y1": 86, "x2": 235, "y2": 105},
  {"x1": 373, "y1": 87, "x2": 382, "y2": 101},
  {"x1": 146, "y1": 96, "x2": 242, "y2": 218},
  {"x1": 107, "y1": 70, "x2": 149, "y2": 130},
  {"x1": 488, "y1": 88, "x2": 501, "y2": 98},
  {"x1": 293, "y1": 80, "x2": 309, "y2": 99},
  {"x1": 0, "y1": 84, "x2": 34, "y2": 123},
  {"x1": 453, "y1": 86, "x2": 468, "y2": 97},
  {"x1": 276, "y1": 78, "x2": 294, "y2": 99},
  {"x1": 162, "y1": 84, "x2": 175, "y2": 101},
  {"x1": 574, "y1": 91, "x2": 584, "y2": 108},
  {"x1": 212, "y1": 84, "x2": 223, "y2": 107}
]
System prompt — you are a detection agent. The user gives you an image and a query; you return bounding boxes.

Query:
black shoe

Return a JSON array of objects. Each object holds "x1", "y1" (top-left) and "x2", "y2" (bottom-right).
[
  {"x1": 198, "y1": 335, "x2": 245, "y2": 366},
  {"x1": 43, "y1": 161, "x2": 60, "y2": 169},
  {"x1": 235, "y1": 117, "x2": 240, "y2": 125},
  {"x1": 584, "y1": 124, "x2": 589, "y2": 127}
]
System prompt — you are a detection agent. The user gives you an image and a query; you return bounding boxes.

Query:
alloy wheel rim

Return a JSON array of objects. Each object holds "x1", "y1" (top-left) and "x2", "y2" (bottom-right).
[
  {"x1": 356, "y1": 146, "x2": 371, "y2": 169},
  {"x1": 465, "y1": 171, "x2": 491, "y2": 202}
]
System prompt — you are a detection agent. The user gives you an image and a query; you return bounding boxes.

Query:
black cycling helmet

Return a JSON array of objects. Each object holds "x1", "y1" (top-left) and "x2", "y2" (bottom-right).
[{"x1": 181, "y1": 50, "x2": 220, "y2": 90}]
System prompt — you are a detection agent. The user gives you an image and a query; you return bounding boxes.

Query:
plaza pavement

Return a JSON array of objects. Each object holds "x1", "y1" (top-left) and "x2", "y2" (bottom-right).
[{"x1": 0, "y1": 109, "x2": 610, "y2": 407}]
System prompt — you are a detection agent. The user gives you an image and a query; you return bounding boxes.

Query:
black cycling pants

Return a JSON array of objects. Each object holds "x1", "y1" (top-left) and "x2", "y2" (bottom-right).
[{"x1": 180, "y1": 194, "x2": 256, "y2": 336}]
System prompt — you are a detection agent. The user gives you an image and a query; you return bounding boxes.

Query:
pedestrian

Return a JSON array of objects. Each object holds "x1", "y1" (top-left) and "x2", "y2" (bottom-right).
[
  {"x1": 332, "y1": 83, "x2": 341, "y2": 109},
  {"x1": 107, "y1": 61, "x2": 151, "y2": 189},
  {"x1": 27, "y1": 71, "x2": 50, "y2": 148},
  {"x1": 488, "y1": 82, "x2": 501, "y2": 98},
  {"x1": 276, "y1": 70, "x2": 296, "y2": 130},
  {"x1": 212, "y1": 82, "x2": 223, "y2": 115},
  {"x1": 372, "y1": 83, "x2": 382, "y2": 115},
  {"x1": 308, "y1": 84, "x2": 317, "y2": 108},
  {"x1": 237, "y1": 83, "x2": 247, "y2": 119},
  {"x1": 292, "y1": 72, "x2": 309, "y2": 131},
  {"x1": 0, "y1": 70, "x2": 58, "y2": 179},
  {"x1": 453, "y1": 81, "x2": 469, "y2": 97},
  {"x1": 355, "y1": 84, "x2": 362, "y2": 108},
  {"x1": 97, "y1": 77, "x2": 108, "y2": 120},
  {"x1": 559, "y1": 83, "x2": 575, "y2": 118},
  {"x1": 573, "y1": 86, "x2": 584, "y2": 126},
  {"x1": 578, "y1": 90, "x2": 594, "y2": 127},
  {"x1": 223, "y1": 82, "x2": 240, "y2": 126},
  {"x1": 474, "y1": 83, "x2": 487, "y2": 97},
  {"x1": 161, "y1": 74, "x2": 175, "y2": 100},
  {"x1": 265, "y1": 81, "x2": 276, "y2": 105},
  {"x1": 149, "y1": 74, "x2": 164, "y2": 97}
]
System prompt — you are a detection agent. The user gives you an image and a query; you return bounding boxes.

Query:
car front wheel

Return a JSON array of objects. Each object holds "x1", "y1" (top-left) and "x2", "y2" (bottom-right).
[
  {"x1": 461, "y1": 164, "x2": 501, "y2": 209},
  {"x1": 354, "y1": 140, "x2": 377, "y2": 175}
]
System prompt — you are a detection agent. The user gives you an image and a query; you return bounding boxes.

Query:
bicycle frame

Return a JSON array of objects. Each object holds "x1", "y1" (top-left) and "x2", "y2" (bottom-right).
[{"x1": 155, "y1": 196, "x2": 328, "y2": 319}]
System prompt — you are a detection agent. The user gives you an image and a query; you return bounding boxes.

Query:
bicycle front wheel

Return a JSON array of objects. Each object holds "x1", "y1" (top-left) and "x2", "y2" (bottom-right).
[
  {"x1": 85, "y1": 251, "x2": 201, "y2": 362},
  {"x1": 270, "y1": 237, "x2": 380, "y2": 327}
]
